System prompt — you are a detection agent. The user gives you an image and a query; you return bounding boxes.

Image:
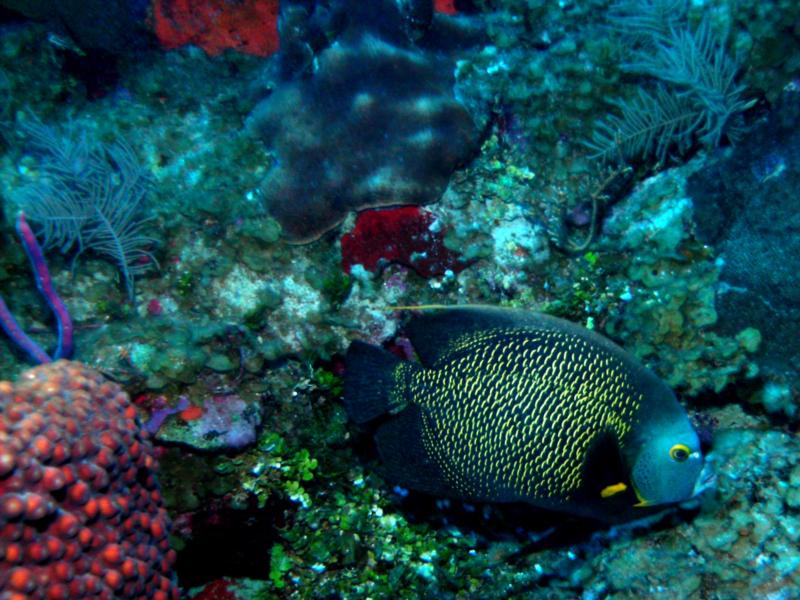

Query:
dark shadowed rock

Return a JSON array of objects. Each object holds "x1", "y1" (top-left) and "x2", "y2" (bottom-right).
[
  {"x1": 0, "y1": 0, "x2": 150, "y2": 53},
  {"x1": 687, "y1": 90, "x2": 800, "y2": 384}
]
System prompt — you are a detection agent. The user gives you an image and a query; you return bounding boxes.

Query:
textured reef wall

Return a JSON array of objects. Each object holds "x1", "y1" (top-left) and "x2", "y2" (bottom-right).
[
  {"x1": 0, "y1": 0, "x2": 151, "y2": 53},
  {"x1": 688, "y1": 90, "x2": 800, "y2": 412}
]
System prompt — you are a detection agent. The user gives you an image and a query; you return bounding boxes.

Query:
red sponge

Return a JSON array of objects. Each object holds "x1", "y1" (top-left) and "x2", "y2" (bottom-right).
[
  {"x1": 341, "y1": 206, "x2": 467, "y2": 278},
  {"x1": 0, "y1": 361, "x2": 178, "y2": 599},
  {"x1": 153, "y1": 0, "x2": 280, "y2": 57}
]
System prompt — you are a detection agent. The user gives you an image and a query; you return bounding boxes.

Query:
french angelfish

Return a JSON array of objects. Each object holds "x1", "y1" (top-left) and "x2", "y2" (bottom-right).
[{"x1": 344, "y1": 306, "x2": 712, "y2": 521}]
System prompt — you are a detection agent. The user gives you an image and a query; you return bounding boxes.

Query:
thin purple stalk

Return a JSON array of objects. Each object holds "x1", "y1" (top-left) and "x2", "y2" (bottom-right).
[
  {"x1": 0, "y1": 213, "x2": 73, "y2": 364},
  {"x1": 144, "y1": 396, "x2": 190, "y2": 435},
  {"x1": 15, "y1": 212, "x2": 73, "y2": 359},
  {"x1": 0, "y1": 295, "x2": 53, "y2": 363}
]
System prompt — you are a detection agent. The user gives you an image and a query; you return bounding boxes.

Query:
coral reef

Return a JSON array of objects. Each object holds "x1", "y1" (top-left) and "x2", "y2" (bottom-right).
[
  {"x1": 0, "y1": 361, "x2": 177, "y2": 598},
  {"x1": 687, "y1": 88, "x2": 800, "y2": 410},
  {"x1": 1, "y1": 0, "x2": 799, "y2": 597},
  {"x1": 597, "y1": 160, "x2": 760, "y2": 395},
  {"x1": 165, "y1": 375, "x2": 800, "y2": 599},
  {"x1": 580, "y1": 417, "x2": 800, "y2": 598}
]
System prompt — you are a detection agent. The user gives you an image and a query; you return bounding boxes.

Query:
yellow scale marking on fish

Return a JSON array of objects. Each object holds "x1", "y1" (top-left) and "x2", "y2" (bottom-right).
[{"x1": 413, "y1": 327, "x2": 643, "y2": 501}]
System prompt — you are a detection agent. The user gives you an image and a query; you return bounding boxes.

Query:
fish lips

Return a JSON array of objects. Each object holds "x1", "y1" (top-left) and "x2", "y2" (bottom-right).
[{"x1": 691, "y1": 459, "x2": 717, "y2": 498}]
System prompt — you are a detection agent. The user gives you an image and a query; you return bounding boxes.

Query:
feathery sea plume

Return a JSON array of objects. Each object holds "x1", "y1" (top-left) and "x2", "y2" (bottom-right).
[
  {"x1": 15, "y1": 117, "x2": 157, "y2": 301},
  {"x1": 588, "y1": 2, "x2": 752, "y2": 163}
]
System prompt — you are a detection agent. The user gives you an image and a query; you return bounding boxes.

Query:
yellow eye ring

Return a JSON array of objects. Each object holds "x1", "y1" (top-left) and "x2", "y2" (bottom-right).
[{"x1": 669, "y1": 444, "x2": 691, "y2": 462}]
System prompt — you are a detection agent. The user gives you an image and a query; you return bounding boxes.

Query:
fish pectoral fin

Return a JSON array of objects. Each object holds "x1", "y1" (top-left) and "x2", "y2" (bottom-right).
[
  {"x1": 375, "y1": 405, "x2": 453, "y2": 497},
  {"x1": 632, "y1": 485, "x2": 652, "y2": 507},
  {"x1": 600, "y1": 482, "x2": 627, "y2": 498}
]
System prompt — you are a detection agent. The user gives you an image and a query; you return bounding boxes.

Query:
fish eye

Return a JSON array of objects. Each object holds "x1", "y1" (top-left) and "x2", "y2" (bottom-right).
[{"x1": 669, "y1": 444, "x2": 691, "y2": 462}]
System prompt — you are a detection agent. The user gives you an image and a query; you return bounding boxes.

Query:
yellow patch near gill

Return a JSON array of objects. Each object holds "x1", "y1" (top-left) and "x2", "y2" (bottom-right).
[{"x1": 600, "y1": 482, "x2": 628, "y2": 498}]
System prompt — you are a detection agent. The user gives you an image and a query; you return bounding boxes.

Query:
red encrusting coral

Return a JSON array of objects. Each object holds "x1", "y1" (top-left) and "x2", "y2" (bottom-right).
[
  {"x1": 152, "y1": 0, "x2": 280, "y2": 57},
  {"x1": 147, "y1": 298, "x2": 164, "y2": 316},
  {"x1": 0, "y1": 361, "x2": 178, "y2": 599},
  {"x1": 193, "y1": 578, "x2": 238, "y2": 600},
  {"x1": 341, "y1": 206, "x2": 467, "y2": 278},
  {"x1": 434, "y1": 0, "x2": 459, "y2": 15},
  {"x1": 179, "y1": 404, "x2": 204, "y2": 421}
]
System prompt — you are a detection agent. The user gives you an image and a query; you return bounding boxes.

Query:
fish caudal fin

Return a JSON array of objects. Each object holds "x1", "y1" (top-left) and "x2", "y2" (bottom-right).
[{"x1": 344, "y1": 341, "x2": 410, "y2": 424}]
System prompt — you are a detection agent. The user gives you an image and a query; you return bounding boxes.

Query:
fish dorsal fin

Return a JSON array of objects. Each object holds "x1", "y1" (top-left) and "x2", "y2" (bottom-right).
[{"x1": 400, "y1": 305, "x2": 581, "y2": 367}]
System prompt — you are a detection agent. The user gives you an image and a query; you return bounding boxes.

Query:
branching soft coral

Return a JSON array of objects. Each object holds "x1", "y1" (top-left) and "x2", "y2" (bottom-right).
[
  {"x1": 588, "y1": 4, "x2": 752, "y2": 163},
  {"x1": 15, "y1": 118, "x2": 157, "y2": 301}
]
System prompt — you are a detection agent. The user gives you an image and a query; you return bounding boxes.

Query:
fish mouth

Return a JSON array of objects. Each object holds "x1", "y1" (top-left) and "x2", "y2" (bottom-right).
[{"x1": 691, "y1": 460, "x2": 717, "y2": 498}]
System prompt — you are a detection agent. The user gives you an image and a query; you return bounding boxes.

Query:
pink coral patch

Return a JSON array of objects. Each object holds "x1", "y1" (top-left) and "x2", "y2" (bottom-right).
[
  {"x1": 152, "y1": 0, "x2": 280, "y2": 57},
  {"x1": 434, "y1": 0, "x2": 459, "y2": 15},
  {"x1": 341, "y1": 206, "x2": 467, "y2": 278}
]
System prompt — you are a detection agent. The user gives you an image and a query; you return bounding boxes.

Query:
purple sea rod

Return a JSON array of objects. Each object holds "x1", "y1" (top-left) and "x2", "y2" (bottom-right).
[{"x1": 0, "y1": 212, "x2": 73, "y2": 363}]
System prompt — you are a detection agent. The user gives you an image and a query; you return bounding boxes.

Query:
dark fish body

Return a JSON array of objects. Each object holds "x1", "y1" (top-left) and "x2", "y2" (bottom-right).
[{"x1": 345, "y1": 306, "x2": 706, "y2": 521}]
